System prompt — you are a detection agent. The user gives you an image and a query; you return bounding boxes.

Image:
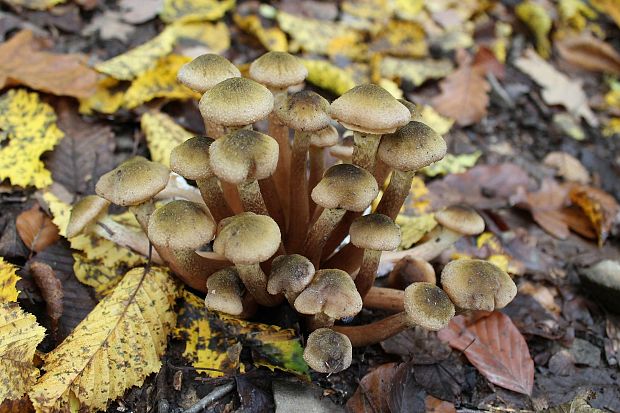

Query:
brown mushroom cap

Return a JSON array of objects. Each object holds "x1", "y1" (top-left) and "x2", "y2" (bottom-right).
[
  {"x1": 268, "y1": 254, "x2": 315, "y2": 296},
  {"x1": 213, "y1": 212, "x2": 281, "y2": 264},
  {"x1": 148, "y1": 200, "x2": 216, "y2": 251},
  {"x1": 435, "y1": 205, "x2": 485, "y2": 236},
  {"x1": 377, "y1": 121, "x2": 446, "y2": 172},
  {"x1": 350, "y1": 213, "x2": 401, "y2": 251},
  {"x1": 199, "y1": 77, "x2": 274, "y2": 127},
  {"x1": 441, "y1": 259, "x2": 517, "y2": 311},
  {"x1": 170, "y1": 136, "x2": 213, "y2": 180},
  {"x1": 294, "y1": 269, "x2": 362, "y2": 319},
  {"x1": 275, "y1": 90, "x2": 330, "y2": 132},
  {"x1": 249, "y1": 51, "x2": 308, "y2": 89},
  {"x1": 209, "y1": 129, "x2": 279, "y2": 184},
  {"x1": 205, "y1": 267, "x2": 245, "y2": 315},
  {"x1": 311, "y1": 163, "x2": 379, "y2": 212},
  {"x1": 66, "y1": 195, "x2": 111, "y2": 238},
  {"x1": 398, "y1": 98, "x2": 419, "y2": 120},
  {"x1": 310, "y1": 125, "x2": 339, "y2": 148},
  {"x1": 330, "y1": 84, "x2": 410, "y2": 134},
  {"x1": 177, "y1": 54, "x2": 240, "y2": 94},
  {"x1": 303, "y1": 328, "x2": 352, "y2": 373},
  {"x1": 95, "y1": 156, "x2": 170, "y2": 206},
  {"x1": 403, "y1": 282, "x2": 455, "y2": 330}
]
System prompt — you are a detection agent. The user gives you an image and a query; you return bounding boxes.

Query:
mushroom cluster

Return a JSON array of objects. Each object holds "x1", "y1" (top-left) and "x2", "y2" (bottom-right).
[{"x1": 67, "y1": 51, "x2": 517, "y2": 374}]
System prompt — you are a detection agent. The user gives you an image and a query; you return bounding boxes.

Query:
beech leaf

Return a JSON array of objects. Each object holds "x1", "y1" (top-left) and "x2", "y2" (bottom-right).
[
  {"x1": 0, "y1": 258, "x2": 20, "y2": 303},
  {"x1": 16, "y1": 204, "x2": 60, "y2": 253},
  {"x1": 141, "y1": 111, "x2": 193, "y2": 167},
  {"x1": 569, "y1": 184, "x2": 620, "y2": 246},
  {"x1": 556, "y1": 33, "x2": 620, "y2": 75}
]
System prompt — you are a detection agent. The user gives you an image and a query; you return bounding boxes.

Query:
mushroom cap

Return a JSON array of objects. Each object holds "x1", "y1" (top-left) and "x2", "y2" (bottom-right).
[
  {"x1": 249, "y1": 51, "x2": 308, "y2": 89},
  {"x1": 350, "y1": 213, "x2": 401, "y2": 251},
  {"x1": 205, "y1": 267, "x2": 244, "y2": 315},
  {"x1": 66, "y1": 195, "x2": 111, "y2": 238},
  {"x1": 377, "y1": 121, "x2": 446, "y2": 172},
  {"x1": 435, "y1": 205, "x2": 485, "y2": 235},
  {"x1": 199, "y1": 77, "x2": 274, "y2": 127},
  {"x1": 209, "y1": 129, "x2": 279, "y2": 184},
  {"x1": 170, "y1": 136, "x2": 213, "y2": 180},
  {"x1": 398, "y1": 98, "x2": 419, "y2": 120},
  {"x1": 95, "y1": 156, "x2": 170, "y2": 206},
  {"x1": 403, "y1": 282, "x2": 455, "y2": 330},
  {"x1": 303, "y1": 328, "x2": 352, "y2": 373},
  {"x1": 441, "y1": 259, "x2": 517, "y2": 311},
  {"x1": 213, "y1": 212, "x2": 281, "y2": 264},
  {"x1": 310, "y1": 125, "x2": 339, "y2": 148},
  {"x1": 294, "y1": 269, "x2": 362, "y2": 319},
  {"x1": 268, "y1": 254, "x2": 315, "y2": 295},
  {"x1": 330, "y1": 84, "x2": 410, "y2": 134},
  {"x1": 275, "y1": 90, "x2": 330, "y2": 132},
  {"x1": 148, "y1": 200, "x2": 216, "y2": 251},
  {"x1": 177, "y1": 54, "x2": 241, "y2": 94},
  {"x1": 311, "y1": 163, "x2": 379, "y2": 212}
]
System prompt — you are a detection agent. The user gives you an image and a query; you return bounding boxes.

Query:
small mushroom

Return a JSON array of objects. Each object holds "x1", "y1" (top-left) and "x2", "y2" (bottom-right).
[
  {"x1": 308, "y1": 125, "x2": 339, "y2": 216},
  {"x1": 294, "y1": 269, "x2": 362, "y2": 329},
  {"x1": 349, "y1": 214, "x2": 401, "y2": 298},
  {"x1": 387, "y1": 256, "x2": 436, "y2": 289},
  {"x1": 268, "y1": 254, "x2": 315, "y2": 305},
  {"x1": 303, "y1": 328, "x2": 352, "y2": 374},
  {"x1": 214, "y1": 212, "x2": 283, "y2": 306},
  {"x1": 441, "y1": 259, "x2": 517, "y2": 312},
  {"x1": 333, "y1": 282, "x2": 455, "y2": 346},
  {"x1": 205, "y1": 266, "x2": 256, "y2": 318},
  {"x1": 66, "y1": 195, "x2": 111, "y2": 238}
]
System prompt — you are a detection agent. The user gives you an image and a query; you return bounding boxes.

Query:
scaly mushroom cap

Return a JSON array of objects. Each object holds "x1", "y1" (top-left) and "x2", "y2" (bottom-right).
[
  {"x1": 214, "y1": 212, "x2": 281, "y2": 264},
  {"x1": 249, "y1": 51, "x2": 308, "y2": 89},
  {"x1": 441, "y1": 259, "x2": 517, "y2": 311},
  {"x1": 303, "y1": 328, "x2": 352, "y2": 373},
  {"x1": 350, "y1": 213, "x2": 401, "y2": 251},
  {"x1": 209, "y1": 129, "x2": 279, "y2": 184},
  {"x1": 95, "y1": 156, "x2": 170, "y2": 206},
  {"x1": 377, "y1": 121, "x2": 447, "y2": 172},
  {"x1": 177, "y1": 54, "x2": 240, "y2": 93},
  {"x1": 275, "y1": 90, "x2": 330, "y2": 132},
  {"x1": 329, "y1": 84, "x2": 410, "y2": 134},
  {"x1": 294, "y1": 269, "x2": 362, "y2": 319},
  {"x1": 199, "y1": 77, "x2": 274, "y2": 127},
  {"x1": 435, "y1": 205, "x2": 485, "y2": 236},
  {"x1": 66, "y1": 195, "x2": 111, "y2": 238},
  {"x1": 170, "y1": 136, "x2": 213, "y2": 180},
  {"x1": 268, "y1": 254, "x2": 315, "y2": 296},
  {"x1": 205, "y1": 267, "x2": 245, "y2": 315},
  {"x1": 148, "y1": 200, "x2": 216, "y2": 251},
  {"x1": 310, "y1": 125, "x2": 339, "y2": 148},
  {"x1": 311, "y1": 164, "x2": 379, "y2": 212},
  {"x1": 403, "y1": 282, "x2": 455, "y2": 330}
]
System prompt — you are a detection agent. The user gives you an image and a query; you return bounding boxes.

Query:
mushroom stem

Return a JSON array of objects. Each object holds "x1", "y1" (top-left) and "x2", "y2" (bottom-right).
[
  {"x1": 236, "y1": 263, "x2": 282, "y2": 306},
  {"x1": 375, "y1": 170, "x2": 415, "y2": 220},
  {"x1": 258, "y1": 176, "x2": 286, "y2": 232},
  {"x1": 156, "y1": 247, "x2": 229, "y2": 292},
  {"x1": 93, "y1": 218, "x2": 163, "y2": 264},
  {"x1": 307, "y1": 313, "x2": 336, "y2": 331},
  {"x1": 287, "y1": 131, "x2": 311, "y2": 253},
  {"x1": 221, "y1": 182, "x2": 244, "y2": 214},
  {"x1": 308, "y1": 146, "x2": 324, "y2": 216},
  {"x1": 128, "y1": 201, "x2": 155, "y2": 234},
  {"x1": 363, "y1": 287, "x2": 405, "y2": 312},
  {"x1": 196, "y1": 177, "x2": 234, "y2": 222},
  {"x1": 303, "y1": 208, "x2": 347, "y2": 267},
  {"x1": 322, "y1": 243, "x2": 362, "y2": 274},
  {"x1": 381, "y1": 227, "x2": 462, "y2": 263},
  {"x1": 373, "y1": 159, "x2": 392, "y2": 189},
  {"x1": 238, "y1": 180, "x2": 270, "y2": 216},
  {"x1": 321, "y1": 211, "x2": 360, "y2": 261},
  {"x1": 352, "y1": 131, "x2": 381, "y2": 173},
  {"x1": 355, "y1": 249, "x2": 382, "y2": 298},
  {"x1": 268, "y1": 101, "x2": 291, "y2": 222},
  {"x1": 331, "y1": 312, "x2": 410, "y2": 346}
]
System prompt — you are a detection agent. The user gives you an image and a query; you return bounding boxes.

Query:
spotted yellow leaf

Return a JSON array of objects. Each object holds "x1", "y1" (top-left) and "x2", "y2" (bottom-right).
[
  {"x1": 2, "y1": 0, "x2": 64, "y2": 10},
  {"x1": 422, "y1": 151, "x2": 481, "y2": 177},
  {"x1": 160, "y1": 0, "x2": 235, "y2": 23},
  {"x1": 0, "y1": 303, "x2": 45, "y2": 404},
  {"x1": 395, "y1": 214, "x2": 437, "y2": 249},
  {"x1": 0, "y1": 258, "x2": 20, "y2": 303},
  {"x1": 0, "y1": 89, "x2": 64, "y2": 189},
  {"x1": 29, "y1": 266, "x2": 178, "y2": 412},
  {"x1": 303, "y1": 59, "x2": 357, "y2": 96},
  {"x1": 173, "y1": 21, "x2": 231, "y2": 54},
  {"x1": 141, "y1": 111, "x2": 194, "y2": 167},
  {"x1": 516, "y1": 0, "x2": 552, "y2": 58},
  {"x1": 371, "y1": 20, "x2": 427, "y2": 58},
  {"x1": 233, "y1": 13, "x2": 288, "y2": 52},
  {"x1": 78, "y1": 77, "x2": 125, "y2": 115},
  {"x1": 380, "y1": 56, "x2": 453, "y2": 87}
]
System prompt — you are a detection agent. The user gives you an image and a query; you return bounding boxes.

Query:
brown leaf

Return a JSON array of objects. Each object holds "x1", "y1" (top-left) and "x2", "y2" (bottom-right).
[
  {"x1": 556, "y1": 33, "x2": 620, "y2": 75},
  {"x1": 438, "y1": 313, "x2": 534, "y2": 396},
  {"x1": 425, "y1": 396, "x2": 456, "y2": 413},
  {"x1": 543, "y1": 152, "x2": 590, "y2": 184},
  {"x1": 16, "y1": 204, "x2": 59, "y2": 252},
  {"x1": 347, "y1": 363, "x2": 398, "y2": 413},
  {"x1": 0, "y1": 30, "x2": 97, "y2": 98},
  {"x1": 472, "y1": 46, "x2": 505, "y2": 80},
  {"x1": 569, "y1": 184, "x2": 620, "y2": 246},
  {"x1": 29, "y1": 261, "x2": 63, "y2": 339}
]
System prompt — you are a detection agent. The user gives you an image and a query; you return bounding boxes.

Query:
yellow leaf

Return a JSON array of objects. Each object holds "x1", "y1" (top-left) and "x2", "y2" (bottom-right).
[
  {"x1": 29, "y1": 266, "x2": 178, "y2": 412},
  {"x1": 233, "y1": 13, "x2": 288, "y2": 52},
  {"x1": 2, "y1": 0, "x2": 64, "y2": 10},
  {"x1": 418, "y1": 105, "x2": 454, "y2": 135},
  {"x1": 378, "y1": 78, "x2": 403, "y2": 99},
  {"x1": 394, "y1": 0, "x2": 424, "y2": 20},
  {"x1": 591, "y1": 0, "x2": 620, "y2": 29},
  {"x1": 141, "y1": 111, "x2": 194, "y2": 167},
  {"x1": 78, "y1": 77, "x2": 125, "y2": 115},
  {"x1": 421, "y1": 151, "x2": 481, "y2": 177},
  {"x1": 492, "y1": 22, "x2": 512, "y2": 63},
  {"x1": 371, "y1": 20, "x2": 428, "y2": 58},
  {"x1": 303, "y1": 59, "x2": 357, "y2": 96},
  {"x1": 395, "y1": 214, "x2": 438, "y2": 249},
  {"x1": 516, "y1": 1, "x2": 552, "y2": 58},
  {"x1": 0, "y1": 302, "x2": 45, "y2": 403},
  {"x1": 603, "y1": 118, "x2": 620, "y2": 137},
  {"x1": 558, "y1": 0, "x2": 597, "y2": 31},
  {"x1": 0, "y1": 258, "x2": 20, "y2": 303},
  {"x1": 342, "y1": 0, "x2": 392, "y2": 22},
  {"x1": 380, "y1": 56, "x2": 453, "y2": 86},
  {"x1": 173, "y1": 21, "x2": 231, "y2": 53},
  {"x1": 0, "y1": 89, "x2": 64, "y2": 189},
  {"x1": 160, "y1": 0, "x2": 235, "y2": 23}
]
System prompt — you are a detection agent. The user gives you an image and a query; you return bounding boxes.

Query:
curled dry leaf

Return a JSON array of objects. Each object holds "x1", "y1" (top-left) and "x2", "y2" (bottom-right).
[
  {"x1": 543, "y1": 152, "x2": 590, "y2": 184},
  {"x1": 16, "y1": 204, "x2": 60, "y2": 253},
  {"x1": 29, "y1": 261, "x2": 63, "y2": 338},
  {"x1": 556, "y1": 33, "x2": 620, "y2": 75},
  {"x1": 347, "y1": 363, "x2": 398, "y2": 413},
  {"x1": 569, "y1": 184, "x2": 620, "y2": 246}
]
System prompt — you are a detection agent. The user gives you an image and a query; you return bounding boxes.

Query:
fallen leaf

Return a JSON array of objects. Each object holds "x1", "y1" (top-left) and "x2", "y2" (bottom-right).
[
  {"x1": 380, "y1": 56, "x2": 453, "y2": 87},
  {"x1": 544, "y1": 392, "x2": 605, "y2": 412},
  {"x1": 160, "y1": 0, "x2": 235, "y2": 23},
  {"x1": 119, "y1": 0, "x2": 161, "y2": 23},
  {"x1": 77, "y1": 77, "x2": 125, "y2": 115},
  {"x1": 569, "y1": 184, "x2": 620, "y2": 246},
  {"x1": 29, "y1": 261, "x2": 63, "y2": 338},
  {"x1": 370, "y1": 20, "x2": 427, "y2": 58},
  {"x1": 558, "y1": 0, "x2": 597, "y2": 31},
  {"x1": 0, "y1": 258, "x2": 20, "y2": 302},
  {"x1": 438, "y1": 313, "x2": 534, "y2": 395},
  {"x1": 421, "y1": 151, "x2": 481, "y2": 177},
  {"x1": 16, "y1": 204, "x2": 60, "y2": 253},
  {"x1": 553, "y1": 112, "x2": 586, "y2": 141},
  {"x1": 273, "y1": 379, "x2": 344, "y2": 412},
  {"x1": 82, "y1": 10, "x2": 135, "y2": 42},
  {"x1": 418, "y1": 105, "x2": 454, "y2": 135},
  {"x1": 0, "y1": 396, "x2": 34, "y2": 413},
  {"x1": 2, "y1": 0, "x2": 65, "y2": 11},
  {"x1": 141, "y1": 111, "x2": 193, "y2": 167},
  {"x1": 425, "y1": 396, "x2": 456, "y2": 413},
  {"x1": 233, "y1": 12, "x2": 288, "y2": 52},
  {"x1": 29, "y1": 266, "x2": 178, "y2": 412},
  {"x1": 395, "y1": 214, "x2": 438, "y2": 249},
  {"x1": 543, "y1": 152, "x2": 590, "y2": 184},
  {"x1": 557, "y1": 33, "x2": 620, "y2": 75},
  {"x1": 303, "y1": 59, "x2": 357, "y2": 96},
  {"x1": 516, "y1": 0, "x2": 552, "y2": 58},
  {"x1": 0, "y1": 213, "x2": 29, "y2": 259},
  {"x1": 591, "y1": 0, "x2": 620, "y2": 29},
  {"x1": 347, "y1": 363, "x2": 398, "y2": 413},
  {"x1": 0, "y1": 89, "x2": 65, "y2": 189}
]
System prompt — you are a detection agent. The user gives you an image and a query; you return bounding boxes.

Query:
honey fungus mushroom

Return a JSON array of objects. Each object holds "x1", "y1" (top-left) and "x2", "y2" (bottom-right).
[{"x1": 303, "y1": 328, "x2": 352, "y2": 374}]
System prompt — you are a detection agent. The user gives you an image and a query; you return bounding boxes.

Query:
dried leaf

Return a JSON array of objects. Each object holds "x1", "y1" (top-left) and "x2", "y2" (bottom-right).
[
  {"x1": 303, "y1": 59, "x2": 357, "y2": 96},
  {"x1": 418, "y1": 105, "x2": 454, "y2": 135},
  {"x1": 557, "y1": 34, "x2": 620, "y2": 75},
  {"x1": 119, "y1": 0, "x2": 161, "y2": 24},
  {"x1": 591, "y1": 0, "x2": 620, "y2": 29},
  {"x1": 558, "y1": 0, "x2": 597, "y2": 31},
  {"x1": 371, "y1": 20, "x2": 427, "y2": 58},
  {"x1": 0, "y1": 89, "x2": 65, "y2": 189},
  {"x1": 438, "y1": 313, "x2": 534, "y2": 395},
  {"x1": 543, "y1": 152, "x2": 590, "y2": 184},
  {"x1": 544, "y1": 392, "x2": 605, "y2": 412},
  {"x1": 395, "y1": 214, "x2": 438, "y2": 249},
  {"x1": 29, "y1": 266, "x2": 178, "y2": 412},
  {"x1": 16, "y1": 204, "x2": 60, "y2": 253},
  {"x1": 233, "y1": 12, "x2": 288, "y2": 52},
  {"x1": 141, "y1": 111, "x2": 193, "y2": 167},
  {"x1": 569, "y1": 184, "x2": 620, "y2": 246},
  {"x1": 425, "y1": 396, "x2": 456, "y2": 413},
  {"x1": 380, "y1": 56, "x2": 453, "y2": 87},
  {"x1": 2, "y1": 0, "x2": 65, "y2": 10},
  {"x1": 160, "y1": 0, "x2": 235, "y2": 23},
  {"x1": 82, "y1": 10, "x2": 135, "y2": 42},
  {"x1": 515, "y1": 0, "x2": 552, "y2": 58},
  {"x1": 78, "y1": 77, "x2": 125, "y2": 115},
  {"x1": 0, "y1": 258, "x2": 20, "y2": 302},
  {"x1": 421, "y1": 151, "x2": 481, "y2": 177},
  {"x1": 347, "y1": 363, "x2": 398, "y2": 413},
  {"x1": 29, "y1": 261, "x2": 63, "y2": 337}
]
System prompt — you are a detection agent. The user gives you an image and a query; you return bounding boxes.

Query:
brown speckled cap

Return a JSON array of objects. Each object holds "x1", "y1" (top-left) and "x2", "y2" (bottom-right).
[
  {"x1": 148, "y1": 200, "x2": 216, "y2": 251},
  {"x1": 310, "y1": 125, "x2": 339, "y2": 148},
  {"x1": 377, "y1": 121, "x2": 446, "y2": 172},
  {"x1": 350, "y1": 214, "x2": 401, "y2": 251},
  {"x1": 177, "y1": 54, "x2": 240, "y2": 93},
  {"x1": 275, "y1": 90, "x2": 330, "y2": 132},
  {"x1": 170, "y1": 136, "x2": 213, "y2": 180},
  {"x1": 294, "y1": 269, "x2": 362, "y2": 319},
  {"x1": 249, "y1": 51, "x2": 308, "y2": 89},
  {"x1": 311, "y1": 163, "x2": 378, "y2": 211},
  {"x1": 66, "y1": 195, "x2": 111, "y2": 238},
  {"x1": 435, "y1": 205, "x2": 485, "y2": 235},
  {"x1": 213, "y1": 212, "x2": 281, "y2": 264},
  {"x1": 268, "y1": 254, "x2": 315, "y2": 296},
  {"x1": 403, "y1": 282, "x2": 455, "y2": 330},
  {"x1": 205, "y1": 267, "x2": 245, "y2": 315},
  {"x1": 303, "y1": 328, "x2": 352, "y2": 373}
]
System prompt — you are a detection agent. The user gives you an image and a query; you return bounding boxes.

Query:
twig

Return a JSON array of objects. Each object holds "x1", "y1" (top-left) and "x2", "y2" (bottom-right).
[{"x1": 182, "y1": 382, "x2": 235, "y2": 413}]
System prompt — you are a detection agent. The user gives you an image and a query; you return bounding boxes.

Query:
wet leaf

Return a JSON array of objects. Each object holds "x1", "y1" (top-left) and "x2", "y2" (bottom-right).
[
  {"x1": 556, "y1": 33, "x2": 620, "y2": 75},
  {"x1": 160, "y1": 0, "x2": 235, "y2": 23},
  {"x1": 303, "y1": 59, "x2": 357, "y2": 96},
  {"x1": 141, "y1": 111, "x2": 193, "y2": 167},
  {"x1": 421, "y1": 151, "x2": 481, "y2": 177},
  {"x1": 516, "y1": 0, "x2": 552, "y2": 58},
  {"x1": 16, "y1": 204, "x2": 60, "y2": 253},
  {"x1": 569, "y1": 184, "x2": 620, "y2": 246},
  {"x1": 29, "y1": 266, "x2": 178, "y2": 412},
  {"x1": 0, "y1": 258, "x2": 20, "y2": 302}
]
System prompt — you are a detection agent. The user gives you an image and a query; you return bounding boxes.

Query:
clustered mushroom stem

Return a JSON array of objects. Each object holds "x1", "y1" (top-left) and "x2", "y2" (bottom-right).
[
  {"x1": 322, "y1": 243, "x2": 362, "y2": 274},
  {"x1": 382, "y1": 227, "x2": 462, "y2": 263},
  {"x1": 258, "y1": 177, "x2": 286, "y2": 231},
  {"x1": 238, "y1": 180, "x2": 270, "y2": 216},
  {"x1": 363, "y1": 287, "x2": 405, "y2": 312},
  {"x1": 308, "y1": 146, "x2": 324, "y2": 215},
  {"x1": 156, "y1": 248, "x2": 228, "y2": 292},
  {"x1": 307, "y1": 313, "x2": 336, "y2": 331},
  {"x1": 352, "y1": 131, "x2": 381, "y2": 173},
  {"x1": 128, "y1": 201, "x2": 156, "y2": 234},
  {"x1": 303, "y1": 208, "x2": 347, "y2": 267},
  {"x1": 355, "y1": 249, "x2": 383, "y2": 298},
  {"x1": 268, "y1": 112, "x2": 291, "y2": 222},
  {"x1": 373, "y1": 159, "x2": 392, "y2": 189},
  {"x1": 236, "y1": 263, "x2": 282, "y2": 306},
  {"x1": 196, "y1": 177, "x2": 234, "y2": 222},
  {"x1": 287, "y1": 131, "x2": 311, "y2": 253},
  {"x1": 331, "y1": 312, "x2": 410, "y2": 347},
  {"x1": 375, "y1": 170, "x2": 416, "y2": 220},
  {"x1": 321, "y1": 211, "x2": 360, "y2": 261},
  {"x1": 221, "y1": 182, "x2": 244, "y2": 214}
]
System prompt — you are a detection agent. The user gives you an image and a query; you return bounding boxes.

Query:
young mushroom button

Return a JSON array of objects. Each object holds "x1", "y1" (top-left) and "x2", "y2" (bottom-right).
[
  {"x1": 177, "y1": 54, "x2": 241, "y2": 94},
  {"x1": 66, "y1": 195, "x2": 111, "y2": 238},
  {"x1": 268, "y1": 254, "x2": 315, "y2": 305},
  {"x1": 205, "y1": 267, "x2": 245, "y2": 316},
  {"x1": 303, "y1": 328, "x2": 353, "y2": 374}
]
